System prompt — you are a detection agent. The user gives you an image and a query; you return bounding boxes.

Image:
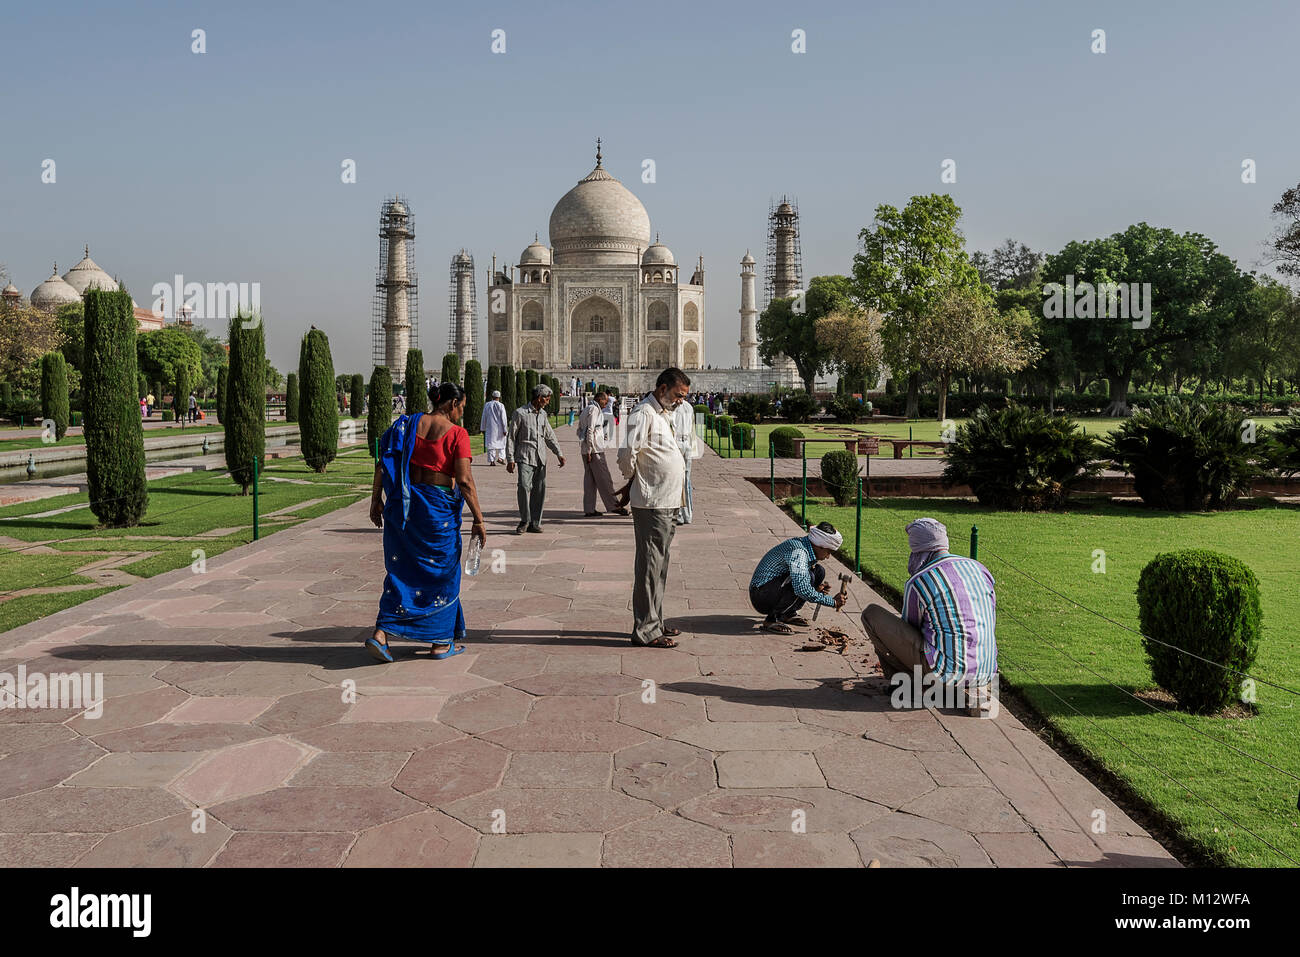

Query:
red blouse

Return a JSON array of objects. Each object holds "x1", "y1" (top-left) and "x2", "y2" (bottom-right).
[{"x1": 411, "y1": 425, "x2": 471, "y2": 474}]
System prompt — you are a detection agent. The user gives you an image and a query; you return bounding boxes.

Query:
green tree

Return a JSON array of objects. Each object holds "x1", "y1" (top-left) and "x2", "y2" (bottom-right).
[
  {"x1": 515, "y1": 369, "x2": 527, "y2": 407},
  {"x1": 814, "y1": 304, "x2": 885, "y2": 397},
  {"x1": 179, "y1": 323, "x2": 228, "y2": 392},
  {"x1": 350, "y1": 373, "x2": 364, "y2": 417},
  {"x1": 442, "y1": 352, "x2": 460, "y2": 389},
  {"x1": 525, "y1": 368, "x2": 540, "y2": 398},
  {"x1": 970, "y1": 239, "x2": 1044, "y2": 291},
  {"x1": 224, "y1": 312, "x2": 266, "y2": 494},
  {"x1": 486, "y1": 365, "x2": 501, "y2": 401},
  {"x1": 40, "y1": 352, "x2": 71, "y2": 441},
  {"x1": 137, "y1": 327, "x2": 202, "y2": 401},
  {"x1": 853, "y1": 194, "x2": 983, "y2": 417},
  {"x1": 215, "y1": 365, "x2": 228, "y2": 422},
  {"x1": 285, "y1": 372, "x2": 299, "y2": 422},
  {"x1": 757, "y1": 275, "x2": 854, "y2": 394},
  {"x1": 405, "y1": 349, "x2": 427, "y2": 414},
  {"x1": 83, "y1": 289, "x2": 148, "y2": 525},
  {"x1": 175, "y1": 363, "x2": 191, "y2": 428},
  {"x1": 463, "y1": 359, "x2": 483, "y2": 433},
  {"x1": 500, "y1": 363, "x2": 516, "y2": 411},
  {"x1": 56, "y1": 302, "x2": 85, "y2": 372},
  {"x1": 298, "y1": 328, "x2": 338, "y2": 472},
  {"x1": 367, "y1": 366, "x2": 392, "y2": 458}
]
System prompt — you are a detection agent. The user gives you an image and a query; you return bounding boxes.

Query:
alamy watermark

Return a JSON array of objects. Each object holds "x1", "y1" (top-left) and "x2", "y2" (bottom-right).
[
  {"x1": 890, "y1": 667, "x2": 1000, "y2": 718},
  {"x1": 1042, "y1": 274, "x2": 1150, "y2": 329},
  {"x1": 0, "y1": 666, "x2": 104, "y2": 718},
  {"x1": 151, "y1": 274, "x2": 260, "y2": 323}
]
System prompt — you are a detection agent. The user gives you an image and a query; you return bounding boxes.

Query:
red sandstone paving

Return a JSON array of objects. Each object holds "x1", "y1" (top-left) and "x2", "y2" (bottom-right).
[{"x1": 0, "y1": 448, "x2": 1177, "y2": 867}]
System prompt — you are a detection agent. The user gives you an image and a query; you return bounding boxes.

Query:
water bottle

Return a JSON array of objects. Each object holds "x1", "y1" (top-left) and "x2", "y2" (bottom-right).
[{"x1": 464, "y1": 536, "x2": 483, "y2": 576}]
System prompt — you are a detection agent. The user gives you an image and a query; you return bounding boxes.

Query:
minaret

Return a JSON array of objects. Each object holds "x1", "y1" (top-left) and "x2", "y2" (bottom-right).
[
  {"x1": 738, "y1": 251, "x2": 759, "y2": 369},
  {"x1": 450, "y1": 249, "x2": 476, "y2": 365},
  {"x1": 379, "y1": 199, "x2": 414, "y2": 378},
  {"x1": 771, "y1": 199, "x2": 801, "y2": 301}
]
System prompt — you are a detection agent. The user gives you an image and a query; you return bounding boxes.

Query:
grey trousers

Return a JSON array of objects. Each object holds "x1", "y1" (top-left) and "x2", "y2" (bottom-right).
[
  {"x1": 861, "y1": 603, "x2": 931, "y2": 680},
  {"x1": 583, "y1": 452, "x2": 620, "y2": 513},
  {"x1": 631, "y1": 506, "x2": 677, "y2": 645},
  {"x1": 516, "y1": 462, "x2": 547, "y2": 527}
]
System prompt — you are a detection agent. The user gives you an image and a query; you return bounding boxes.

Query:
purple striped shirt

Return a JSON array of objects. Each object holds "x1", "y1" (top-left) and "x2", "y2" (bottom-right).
[{"x1": 903, "y1": 554, "x2": 997, "y2": 684}]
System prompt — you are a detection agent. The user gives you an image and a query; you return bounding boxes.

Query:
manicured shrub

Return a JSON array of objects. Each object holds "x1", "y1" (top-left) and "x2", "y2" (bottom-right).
[
  {"x1": 403, "y1": 349, "x2": 426, "y2": 414},
  {"x1": 175, "y1": 363, "x2": 190, "y2": 425},
  {"x1": 161, "y1": 410, "x2": 173, "y2": 422},
  {"x1": 943, "y1": 404, "x2": 1100, "y2": 510},
  {"x1": 1105, "y1": 398, "x2": 1264, "y2": 510},
  {"x1": 463, "y1": 359, "x2": 483, "y2": 432},
  {"x1": 727, "y1": 393, "x2": 773, "y2": 423},
  {"x1": 732, "y1": 421, "x2": 755, "y2": 451},
  {"x1": 692, "y1": 403, "x2": 707, "y2": 417},
  {"x1": 83, "y1": 289, "x2": 148, "y2": 525},
  {"x1": 820, "y1": 449, "x2": 860, "y2": 506},
  {"x1": 215, "y1": 365, "x2": 228, "y2": 423},
  {"x1": 714, "y1": 415, "x2": 733, "y2": 446},
  {"x1": 1137, "y1": 549, "x2": 1262, "y2": 714},
  {"x1": 779, "y1": 391, "x2": 818, "y2": 423},
  {"x1": 500, "y1": 364, "x2": 516, "y2": 412},
  {"x1": 441, "y1": 352, "x2": 459, "y2": 390},
  {"x1": 40, "y1": 352, "x2": 70, "y2": 441},
  {"x1": 825, "y1": 394, "x2": 863, "y2": 423},
  {"x1": 367, "y1": 365, "x2": 392, "y2": 458},
  {"x1": 298, "y1": 327, "x2": 338, "y2": 472},
  {"x1": 285, "y1": 372, "x2": 299, "y2": 422},
  {"x1": 224, "y1": 312, "x2": 266, "y2": 493},
  {"x1": 515, "y1": 370, "x2": 527, "y2": 407},
  {"x1": 350, "y1": 373, "x2": 364, "y2": 418},
  {"x1": 770, "y1": 425, "x2": 805, "y2": 458}
]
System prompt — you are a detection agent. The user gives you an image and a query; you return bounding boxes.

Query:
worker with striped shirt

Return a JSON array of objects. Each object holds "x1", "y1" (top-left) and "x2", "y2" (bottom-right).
[{"x1": 861, "y1": 518, "x2": 998, "y2": 692}]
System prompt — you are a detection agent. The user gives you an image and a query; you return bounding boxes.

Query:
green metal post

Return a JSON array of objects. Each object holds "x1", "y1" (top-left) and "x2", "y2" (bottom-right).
[
  {"x1": 252, "y1": 458, "x2": 260, "y2": 541},
  {"x1": 769, "y1": 438, "x2": 775, "y2": 501},
  {"x1": 801, "y1": 446, "x2": 807, "y2": 529},
  {"x1": 854, "y1": 476, "x2": 862, "y2": 575},
  {"x1": 909, "y1": 425, "x2": 913, "y2": 459},
  {"x1": 970, "y1": 524, "x2": 979, "y2": 561},
  {"x1": 727, "y1": 426, "x2": 732, "y2": 459}
]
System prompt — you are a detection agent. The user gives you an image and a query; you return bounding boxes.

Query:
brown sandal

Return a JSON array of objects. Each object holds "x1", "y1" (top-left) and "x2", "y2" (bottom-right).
[
  {"x1": 645, "y1": 635, "x2": 678, "y2": 648},
  {"x1": 762, "y1": 621, "x2": 795, "y2": 635},
  {"x1": 661, "y1": 627, "x2": 682, "y2": 638}
]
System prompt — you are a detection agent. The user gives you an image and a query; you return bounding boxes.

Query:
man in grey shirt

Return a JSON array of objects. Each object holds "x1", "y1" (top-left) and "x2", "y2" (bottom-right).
[{"x1": 506, "y1": 383, "x2": 566, "y2": 534}]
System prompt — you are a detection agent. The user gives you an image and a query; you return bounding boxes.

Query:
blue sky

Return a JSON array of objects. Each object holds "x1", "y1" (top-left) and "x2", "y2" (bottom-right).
[{"x1": 3, "y1": 0, "x2": 1297, "y2": 373}]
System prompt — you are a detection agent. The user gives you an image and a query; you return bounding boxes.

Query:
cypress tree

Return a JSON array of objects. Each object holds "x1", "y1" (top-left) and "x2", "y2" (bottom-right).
[
  {"x1": 83, "y1": 289, "x2": 148, "y2": 525},
  {"x1": 405, "y1": 349, "x2": 427, "y2": 414},
  {"x1": 442, "y1": 352, "x2": 460, "y2": 389},
  {"x1": 175, "y1": 363, "x2": 191, "y2": 427},
  {"x1": 463, "y1": 359, "x2": 484, "y2": 433},
  {"x1": 500, "y1": 363, "x2": 516, "y2": 411},
  {"x1": 224, "y1": 312, "x2": 266, "y2": 494},
  {"x1": 298, "y1": 328, "x2": 338, "y2": 472},
  {"x1": 216, "y1": 365, "x2": 228, "y2": 423},
  {"x1": 526, "y1": 368, "x2": 539, "y2": 398},
  {"x1": 486, "y1": 365, "x2": 501, "y2": 402},
  {"x1": 285, "y1": 372, "x2": 299, "y2": 422},
  {"x1": 40, "y1": 352, "x2": 71, "y2": 441},
  {"x1": 367, "y1": 365, "x2": 393, "y2": 459},
  {"x1": 350, "y1": 373, "x2": 364, "y2": 418},
  {"x1": 515, "y1": 369, "x2": 527, "y2": 407}
]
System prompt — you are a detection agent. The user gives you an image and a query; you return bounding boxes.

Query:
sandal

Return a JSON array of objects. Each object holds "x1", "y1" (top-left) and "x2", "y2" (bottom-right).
[
  {"x1": 661, "y1": 627, "x2": 682, "y2": 637},
  {"x1": 431, "y1": 640, "x2": 466, "y2": 660},
  {"x1": 644, "y1": 635, "x2": 678, "y2": 648},
  {"x1": 761, "y1": 621, "x2": 795, "y2": 635},
  {"x1": 365, "y1": 637, "x2": 394, "y2": 662},
  {"x1": 781, "y1": 615, "x2": 810, "y2": 627}
]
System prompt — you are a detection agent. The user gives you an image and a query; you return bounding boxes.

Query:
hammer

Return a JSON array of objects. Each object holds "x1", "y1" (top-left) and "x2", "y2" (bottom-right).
[{"x1": 813, "y1": 572, "x2": 852, "y2": 620}]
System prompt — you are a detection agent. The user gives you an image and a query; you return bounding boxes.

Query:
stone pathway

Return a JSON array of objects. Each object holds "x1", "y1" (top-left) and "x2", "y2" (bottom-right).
[{"x1": 0, "y1": 445, "x2": 1178, "y2": 867}]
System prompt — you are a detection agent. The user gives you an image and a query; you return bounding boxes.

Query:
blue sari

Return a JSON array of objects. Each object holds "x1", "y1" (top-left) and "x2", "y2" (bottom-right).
[{"x1": 374, "y1": 414, "x2": 467, "y2": 644}]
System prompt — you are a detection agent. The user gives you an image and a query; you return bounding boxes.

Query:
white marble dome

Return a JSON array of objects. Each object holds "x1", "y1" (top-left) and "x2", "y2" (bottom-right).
[
  {"x1": 30, "y1": 265, "x2": 81, "y2": 311},
  {"x1": 642, "y1": 240, "x2": 675, "y2": 265},
  {"x1": 548, "y1": 154, "x2": 651, "y2": 267},
  {"x1": 519, "y1": 237, "x2": 551, "y2": 265},
  {"x1": 62, "y1": 247, "x2": 118, "y2": 295}
]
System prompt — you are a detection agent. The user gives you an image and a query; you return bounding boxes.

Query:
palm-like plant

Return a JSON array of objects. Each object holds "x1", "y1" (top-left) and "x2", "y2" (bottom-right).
[
  {"x1": 943, "y1": 404, "x2": 1100, "y2": 510},
  {"x1": 1104, "y1": 398, "x2": 1264, "y2": 510},
  {"x1": 1266, "y1": 414, "x2": 1300, "y2": 476}
]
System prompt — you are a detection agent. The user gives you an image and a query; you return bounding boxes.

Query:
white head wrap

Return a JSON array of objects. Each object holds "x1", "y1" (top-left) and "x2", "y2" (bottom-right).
[{"x1": 807, "y1": 525, "x2": 843, "y2": 551}]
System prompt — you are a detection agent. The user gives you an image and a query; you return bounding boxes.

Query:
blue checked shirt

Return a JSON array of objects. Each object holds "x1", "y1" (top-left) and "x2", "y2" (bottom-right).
[{"x1": 750, "y1": 537, "x2": 835, "y2": 608}]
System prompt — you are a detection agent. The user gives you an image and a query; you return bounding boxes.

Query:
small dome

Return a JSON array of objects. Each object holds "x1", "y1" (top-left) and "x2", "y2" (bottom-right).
[
  {"x1": 30, "y1": 265, "x2": 81, "y2": 310},
  {"x1": 63, "y1": 247, "x2": 118, "y2": 295},
  {"x1": 519, "y1": 236, "x2": 551, "y2": 265},
  {"x1": 390, "y1": 200, "x2": 408, "y2": 216},
  {"x1": 642, "y1": 238, "x2": 675, "y2": 266},
  {"x1": 1, "y1": 282, "x2": 19, "y2": 298},
  {"x1": 741, "y1": 250, "x2": 755, "y2": 264}
]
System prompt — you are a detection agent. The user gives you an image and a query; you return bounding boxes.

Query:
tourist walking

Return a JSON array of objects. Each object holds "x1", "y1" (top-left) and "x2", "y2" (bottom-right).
[
  {"x1": 506, "y1": 383, "x2": 565, "y2": 534},
  {"x1": 367, "y1": 381, "x2": 486, "y2": 663},
  {"x1": 672, "y1": 395, "x2": 696, "y2": 525},
  {"x1": 145, "y1": 390, "x2": 154, "y2": 417},
  {"x1": 188, "y1": 391, "x2": 198, "y2": 423},
  {"x1": 578, "y1": 391, "x2": 627, "y2": 517},
  {"x1": 482, "y1": 390, "x2": 508, "y2": 465},
  {"x1": 618, "y1": 367, "x2": 691, "y2": 647}
]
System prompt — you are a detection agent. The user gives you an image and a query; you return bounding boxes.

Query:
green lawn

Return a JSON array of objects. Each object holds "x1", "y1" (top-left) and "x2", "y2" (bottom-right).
[
  {"x1": 795, "y1": 494, "x2": 1300, "y2": 867},
  {"x1": 0, "y1": 419, "x2": 322, "y2": 455}
]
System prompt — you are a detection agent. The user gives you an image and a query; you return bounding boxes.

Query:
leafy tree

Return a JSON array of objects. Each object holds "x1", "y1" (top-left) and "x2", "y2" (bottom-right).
[
  {"x1": 40, "y1": 352, "x2": 71, "y2": 440},
  {"x1": 1041, "y1": 224, "x2": 1255, "y2": 415},
  {"x1": 486, "y1": 365, "x2": 501, "y2": 400},
  {"x1": 758, "y1": 274, "x2": 855, "y2": 394},
  {"x1": 500, "y1": 363, "x2": 516, "y2": 411},
  {"x1": 463, "y1": 359, "x2": 483, "y2": 432},
  {"x1": 0, "y1": 299, "x2": 63, "y2": 381},
  {"x1": 1224, "y1": 279, "x2": 1299, "y2": 405},
  {"x1": 367, "y1": 365, "x2": 392, "y2": 458},
  {"x1": 179, "y1": 323, "x2": 228, "y2": 392},
  {"x1": 56, "y1": 302, "x2": 85, "y2": 372},
  {"x1": 814, "y1": 304, "x2": 885, "y2": 395},
  {"x1": 216, "y1": 365, "x2": 228, "y2": 422},
  {"x1": 298, "y1": 328, "x2": 338, "y2": 472},
  {"x1": 285, "y1": 372, "x2": 299, "y2": 421},
  {"x1": 1269, "y1": 181, "x2": 1300, "y2": 279},
  {"x1": 224, "y1": 311, "x2": 266, "y2": 494},
  {"x1": 441, "y1": 352, "x2": 460, "y2": 388},
  {"x1": 350, "y1": 373, "x2": 364, "y2": 418},
  {"x1": 515, "y1": 369, "x2": 527, "y2": 407},
  {"x1": 405, "y1": 349, "x2": 427, "y2": 414},
  {"x1": 970, "y1": 239, "x2": 1044, "y2": 291},
  {"x1": 525, "y1": 368, "x2": 539, "y2": 398},
  {"x1": 262, "y1": 359, "x2": 284, "y2": 392},
  {"x1": 137, "y1": 327, "x2": 202, "y2": 399},
  {"x1": 853, "y1": 194, "x2": 983, "y2": 417},
  {"x1": 175, "y1": 363, "x2": 191, "y2": 427},
  {"x1": 83, "y1": 289, "x2": 148, "y2": 525}
]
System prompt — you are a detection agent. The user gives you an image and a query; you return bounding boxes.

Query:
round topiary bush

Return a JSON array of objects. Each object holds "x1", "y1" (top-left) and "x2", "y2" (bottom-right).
[
  {"x1": 1137, "y1": 549, "x2": 1262, "y2": 714},
  {"x1": 732, "y1": 421, "x2": 755, "y2": 451},
  {"x1": 715, "y1": 415, "x2": 733, "y2": 442},
  {"x1": 779, "y1": 391, "x2": 818, "y2": 423},
  {"x1": 161, "y1": 410, "x2": 173, "y2": 422},
  {"x1": 820, "y1": 449, "x2": 860, "y2": 506},
  {"x1": 770, "y1": 425, "x2": 804, "y2": 458}
]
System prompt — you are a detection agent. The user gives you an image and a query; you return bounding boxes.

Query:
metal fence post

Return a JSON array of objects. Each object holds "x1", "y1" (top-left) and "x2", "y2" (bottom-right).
[
  {"x1": 854, "y1": 476, "x2": 862, "y2": 575},
  {"x1": 970, "y1": 524, "x2": 979, "y2": 561},
  {"x1": 769, "y1": 437, "x2": 775, "y2": 501},
  {"x1": 252, "y1": 457, "x2": 260, "y2": 541},
  {"x1": 801, "y1": 445, "x2": 807, "y2": 529}
]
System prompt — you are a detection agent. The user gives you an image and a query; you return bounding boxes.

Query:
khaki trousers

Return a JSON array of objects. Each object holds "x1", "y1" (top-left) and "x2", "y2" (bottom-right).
[
  {"x1": 583, "y1": 451, "x2": 620, "y2": 513},
  {"x1": 631, "y1": 507, "x2": 676, "y2": 645},
  {"x1": 861, "y1": 603, "x2": 931, "y2": 679}
]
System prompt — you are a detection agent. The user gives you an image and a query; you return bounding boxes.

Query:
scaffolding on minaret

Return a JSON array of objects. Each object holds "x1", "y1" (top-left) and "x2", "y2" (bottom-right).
[
  {"x1": 447, "y1": 250, "x2": 478, "y2": 363},
  {"x1": 372, "y1": 197, "x2": 419, "y2": 374},
  {"x1": 763, "y1": 196, "x2": 803, "y2": 308}
]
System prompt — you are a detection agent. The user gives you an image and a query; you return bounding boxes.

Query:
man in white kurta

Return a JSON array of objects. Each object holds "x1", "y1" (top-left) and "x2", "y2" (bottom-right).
[
  {"x1": 578, "y1": 392, "x2": 625, "y2": 516},
  {"x1": 482, "y1": 391, "x2": 508, "y2": 465}
]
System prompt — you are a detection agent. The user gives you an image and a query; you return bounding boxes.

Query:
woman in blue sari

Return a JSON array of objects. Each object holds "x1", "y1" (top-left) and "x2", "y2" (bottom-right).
[{"x1": 367, "y1": 382, "x2": 486, "y2": 662}]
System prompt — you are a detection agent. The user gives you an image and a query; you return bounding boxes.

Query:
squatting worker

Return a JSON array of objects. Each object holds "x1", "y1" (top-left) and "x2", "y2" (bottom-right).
[
  {"x1": 749, "y1": 521, "x2": 848, "y2": 634},
  {"x1": 506, "y1": 383, "x2": 565, "y2": 534},
  {"x1": 618, "y1": 367, "x2": 691, "y2": 648},
  {"x1": 482, "y1": 390, "x2": 508, "y2": 465},
  {"x1": 578, "y1": 391, "x2": 627, "y2": 517},
  {"x1": 860, "y1": 518, "x2": 998, "y2": 696}
]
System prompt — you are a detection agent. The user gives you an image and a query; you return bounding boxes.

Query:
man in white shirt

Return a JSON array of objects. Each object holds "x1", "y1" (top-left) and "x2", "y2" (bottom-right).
[
  {"x1": 618, "y1": 367, "x2": 691, "y2": 647},
  {"x1": 672, "y1": 397, "x2": 697, "y2": 525},
  {"x1": 578, "y1": 392, "x2": 627, "y2": 516},
  {"x1": 482, "y1": 390, "x2": 508, "y2": 465}
]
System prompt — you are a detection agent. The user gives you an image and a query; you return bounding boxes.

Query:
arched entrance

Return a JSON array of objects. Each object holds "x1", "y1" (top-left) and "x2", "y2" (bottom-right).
[{"x1": 570, "y1": 296, "x2": 621, "y2": 367}]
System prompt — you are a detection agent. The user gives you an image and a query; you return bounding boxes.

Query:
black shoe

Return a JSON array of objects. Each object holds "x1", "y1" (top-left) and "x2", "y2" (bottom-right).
[
  {"x1": 526, "y1": 525, "x2": 542, "y2": 533},
  {"x1": 584, "y1": 512, "x2": 601, "y2": 517},
  {"x1": 515, "y1": 522, "x2": 527, "y2": 535}
]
